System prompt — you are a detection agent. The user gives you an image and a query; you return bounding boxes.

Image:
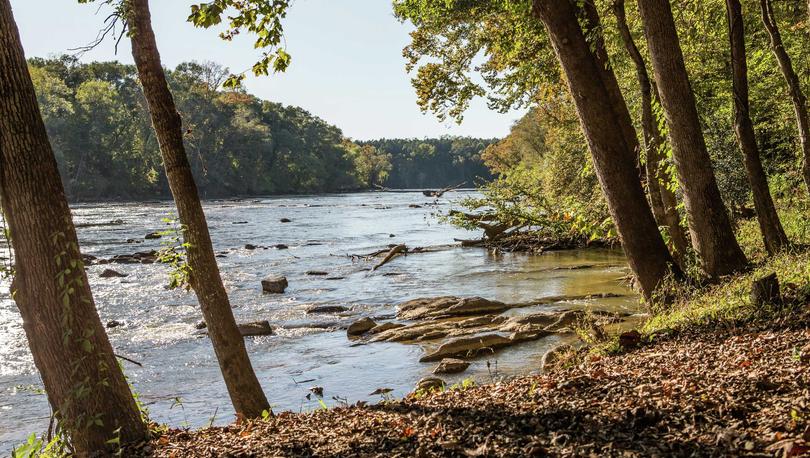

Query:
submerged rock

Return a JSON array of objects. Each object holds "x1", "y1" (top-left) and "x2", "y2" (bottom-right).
[
  {"x1": 306, "y1": 271, "x2": 329, "y2": 276},
  {"x1": 433, "y1": 358, "x2": 470, "y2": 374},
  {"x1": 108, "y1": 250, "x2": 158, "y2": 265},
  {"x1": 236, "y1": 320, "x2": 274, "y2": 337},
  {"x1": 195, "y1": 321, "x2": 274, "y2": 337},
  {"x1": 280, "y1": 218, "x2": 292, "y2": 223},
  {"x1": 347, "y1": 317, "x2": 377, "y2": 336},
  {"x1": 306, "y1": 305, "x2": 350, "y2": 314},
  {"x1": 262, "y1": 275, "x2": 288, "y2": 293},
  {"x1": 145, "y1": 231, "x2": 162, "y2": 240},
  {"x1": 195, "y1": 321, "x2": 207, "y2": 330},
  {"x1": 100, "y1": 269, "x2": 127, "y2": 278},
  {"x1": 106, "y1": 320, "x2": 123, "y2": 329}
]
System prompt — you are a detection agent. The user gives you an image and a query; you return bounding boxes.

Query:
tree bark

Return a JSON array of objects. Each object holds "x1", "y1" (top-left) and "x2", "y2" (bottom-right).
[
  {"x1": 532, "y1": 0, "x2": 679, "y2": 300},
  {"x1": 611, "y1": 0, "x2": 690, "y2": 266},
  {"x1": 760, "y1": 0, "x2": 810, "y2": 195},
  {"x1": 125, "y1": 0, "x2": 270, "y2": 419},
  {"x1": 726, "y1": 0, "x2": 789, "y2": 255},
  {"x1": 637, "y1": 0, "x2": 749, "y2": 279},
  {"x1": 0, "y1": 0, "x2": 147, "y2": 453}
]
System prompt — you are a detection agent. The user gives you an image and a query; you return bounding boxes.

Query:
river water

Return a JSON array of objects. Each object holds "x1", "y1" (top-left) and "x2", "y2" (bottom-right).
[{"x1": 0, "y1": 192, "x2": 637, "y2": 452}]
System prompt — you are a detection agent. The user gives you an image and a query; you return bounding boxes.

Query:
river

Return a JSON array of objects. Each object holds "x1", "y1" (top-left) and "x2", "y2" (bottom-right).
[{"x1": 0, "y1": 191, "x2": 637, "y2": 452}]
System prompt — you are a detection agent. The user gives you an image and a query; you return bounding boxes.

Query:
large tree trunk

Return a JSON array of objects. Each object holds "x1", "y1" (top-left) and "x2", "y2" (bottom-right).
[
  {"x1": 636, "y1": 0, "x2": 749, "y2": 279},
  {"x1": 0, "y1": 0, "x2": 147, "y2": 454},
  {"x1": 532, "y1": 0, "x2": 679, "y2": 301},
  {"x1": 126, "y1": 0, "x2": 270, "y2": 419},
  {"x1": 611, "y1": 0, "x2": 690, "y2": 266},
  {"x1": 760, "y1": 0, "x2": 810, "y2": 195},
  {"x1": 727, "y1": 0, "x2": 789, "y2": 255}
]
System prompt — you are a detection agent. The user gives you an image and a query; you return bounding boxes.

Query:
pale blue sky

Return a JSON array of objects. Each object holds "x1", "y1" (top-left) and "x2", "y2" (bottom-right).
[{"x1": 9, "y1": 0, "x2": 523, "y2": 140}]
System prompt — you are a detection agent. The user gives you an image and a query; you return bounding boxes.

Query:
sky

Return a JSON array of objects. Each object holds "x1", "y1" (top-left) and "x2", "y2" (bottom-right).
[{"x1": 9, "y1": 0, "x2": 524, "y2": 140}]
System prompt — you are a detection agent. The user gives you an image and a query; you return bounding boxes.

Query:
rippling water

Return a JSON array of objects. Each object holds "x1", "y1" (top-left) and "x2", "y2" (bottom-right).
[{"x1": 0, "y1": 192, "x2": 637, "y2": 452}]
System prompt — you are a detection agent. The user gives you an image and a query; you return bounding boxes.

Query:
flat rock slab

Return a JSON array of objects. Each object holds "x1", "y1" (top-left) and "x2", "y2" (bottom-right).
[
  {"x1": 306, "y1": 305, "x2": 350, "y2": 314},
  {"x1": 198, "y1": 320, "x2": 274, "y2": 337},
  {"x1": 398, "y1": 296, "x2": 509, "y2": 320},
  {"x1": 420, "y1": 334, "x2": 512, "y2": 362}
]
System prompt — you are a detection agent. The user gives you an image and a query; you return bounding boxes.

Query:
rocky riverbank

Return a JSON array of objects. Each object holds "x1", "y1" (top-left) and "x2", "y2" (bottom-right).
[{"x1": 127, "y1": 302, "x2": 810, "y2": 457}]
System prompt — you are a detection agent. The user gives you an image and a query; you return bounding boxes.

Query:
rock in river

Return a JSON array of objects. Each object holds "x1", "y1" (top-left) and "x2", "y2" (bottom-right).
[
  {"x1": 419, "y1": 334, "x2": 512, "y2": 362},
  {"x1": 433, "y1": 358, "x2": 470, "y2": 374},
  {"x1": 306, "y1": 305, "x2": 350, "y2": 314},
  {"x1": 398, "y1": 296, "x2": 509, "y2": 320},
  {"x1": 369, "y1": 322, "x2": 406, "y2": 334},
  {"x1": 262, "y1": 275, "x2": 288, "y2": 293},
  {"x1": 236, "y1": 321, "x2": 274, "y2": 337},
  {"x1": 100, "y1": 269, "x2": 127, "y2": 278},
  {"x1": 347, "y1": 317, "x2": 377, "y2": 336}
]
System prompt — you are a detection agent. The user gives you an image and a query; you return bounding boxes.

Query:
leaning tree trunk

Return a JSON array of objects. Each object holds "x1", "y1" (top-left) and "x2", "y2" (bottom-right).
[
  {"x1": 760, "y1": 0, "x2": 810, "y2": 195},
  {"x1": 612, "y1": 0, "x2": 690, "y2": 266},
  {"x1": 727, "y1": 0, "x2": 789, "y2": 255},
  {"x1": 126, "y1": 0, "x2": 270, "y2": 419},
  {"x1": 637, "y1": 0, "x2": 749, "y2": 279},
  {"x1": 532, "y1": 0, "x2": 679, "y2": 301},
  {"x1": 0, "y1": 0, "x2": 147, "y2": 454}
]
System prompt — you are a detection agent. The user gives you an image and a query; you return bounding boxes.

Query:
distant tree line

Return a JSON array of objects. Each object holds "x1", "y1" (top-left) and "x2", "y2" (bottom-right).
[
  {"x1": 29, "y1": 56, "x2": 495, "y2": 200},
  {"x1": 360, "y1": 137, "x2": 496, "y2": 189}
]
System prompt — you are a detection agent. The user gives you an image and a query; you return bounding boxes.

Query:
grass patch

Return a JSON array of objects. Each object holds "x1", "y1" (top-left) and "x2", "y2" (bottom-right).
[{"x1": 644, "y1": 205, "x2": 810, "y2": 336}]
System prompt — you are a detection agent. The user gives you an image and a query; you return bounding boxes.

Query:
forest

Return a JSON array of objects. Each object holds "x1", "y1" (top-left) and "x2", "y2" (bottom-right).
[
  {"x1": 1, "y1": 0, "x2": 809, "y2": 456},
  {"x1": 30, "y1": 57, "x2": 495, "y2": 199}
]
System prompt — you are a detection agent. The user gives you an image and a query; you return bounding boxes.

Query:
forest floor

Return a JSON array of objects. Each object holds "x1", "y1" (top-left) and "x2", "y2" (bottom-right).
[{"x1": 132, "y1": 245, "x2": 810, "y2": 457}]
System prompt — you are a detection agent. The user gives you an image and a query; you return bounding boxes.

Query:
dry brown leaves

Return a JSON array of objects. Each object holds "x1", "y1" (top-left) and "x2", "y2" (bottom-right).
[{"x1": 131, "y1": 315, "x2": 810, "y2": 457}]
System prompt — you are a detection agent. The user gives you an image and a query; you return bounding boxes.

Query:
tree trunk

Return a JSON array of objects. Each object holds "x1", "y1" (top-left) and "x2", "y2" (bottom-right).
[
  {"x1": 532, "y1": 0, "x2": 679, "y2": 300},
  {"x1": 726, "y1": 0, "x2": 789, "y2": 255},
  {"x1": 611, "y1": 0, "x2": 690, "y2": 266},
  {"x1": 760, "y1": 0, "x2": 810, "y2": 195},
  {"x1": 126, "y1": 0, "x2": 270, "y2": 419},
  {"x1": 0, "y1": 0, "x2": 147, "y2": 454},
  {"x1": 637, "y1": 0, "x2": 749, "y2": 279}
]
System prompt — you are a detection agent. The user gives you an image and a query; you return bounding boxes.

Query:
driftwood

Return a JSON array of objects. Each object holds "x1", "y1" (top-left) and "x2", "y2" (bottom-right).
[
  {"x1": 422, "y1": 181, "x2": 466, "y2": 198},
  {"x1": 373, "y1": 244, "x2": 408, "y2": 270}
]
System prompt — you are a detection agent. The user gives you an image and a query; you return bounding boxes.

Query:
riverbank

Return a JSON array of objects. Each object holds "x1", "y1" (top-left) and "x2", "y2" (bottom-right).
[{"x1": 127, "y1": 243, "x2": 810, "y2": 457}]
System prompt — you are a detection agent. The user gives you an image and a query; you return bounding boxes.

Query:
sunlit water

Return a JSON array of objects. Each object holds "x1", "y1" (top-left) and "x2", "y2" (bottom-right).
[{"x1": 0, "y1": 192, "x2": 638, "y2": 452}]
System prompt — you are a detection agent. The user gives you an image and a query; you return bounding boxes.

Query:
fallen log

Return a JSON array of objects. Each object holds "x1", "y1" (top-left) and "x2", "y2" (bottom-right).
[
  {"x1": 422, "y1": 181, "x2": 466, "y2": 198},
  {"x1": 372, "y1": 244, "x2": 407, "y2": 270}
]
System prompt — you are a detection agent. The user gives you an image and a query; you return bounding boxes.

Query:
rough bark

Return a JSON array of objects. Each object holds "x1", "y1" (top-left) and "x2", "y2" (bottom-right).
[
  {"x1": 612, "y1": 0, "x2": 690, "y2": 266},
  {"x1": 637, "y1": 0, "x2": 749, "y2": 279},
  {"x1": 760, "y1": 0, "x2": 810, "y2": 195},
  {"x1": 532, "y1": 0, "x2": 678, "y2": 300},
  {"x1": 726, "y1": 0, "x2": 789, "y2": 255},
  {"x1": 0, "y1": 0, "x2": 147, "y2": 453},
  {"x1": 126, "y1": 0, "x2": 270, "y2": 418}
]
